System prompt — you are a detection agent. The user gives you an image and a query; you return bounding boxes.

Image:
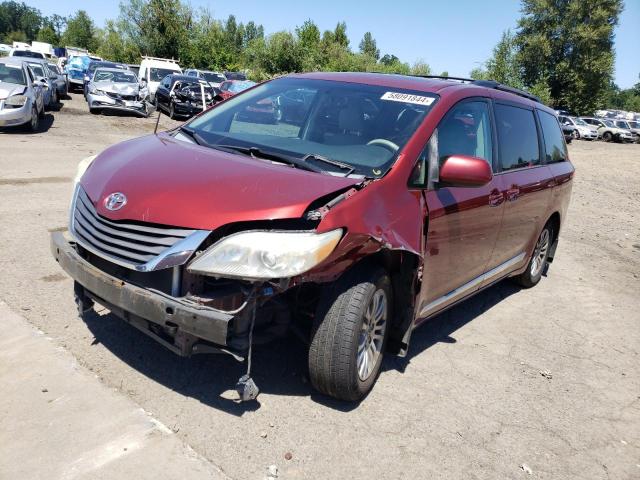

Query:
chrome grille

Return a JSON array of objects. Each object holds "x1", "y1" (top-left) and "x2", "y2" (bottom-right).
[{"x1": 71, "y1": 187, "x2": 202, "y2": 269}]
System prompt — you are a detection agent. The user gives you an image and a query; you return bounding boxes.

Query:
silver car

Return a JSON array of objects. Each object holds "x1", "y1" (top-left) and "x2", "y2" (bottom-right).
[
  {"x1": 0, "y1": 57, "x2": 45, "y2": 131},
  {"x1": 184, "y1": 69, "x2": 227, "y2": 88},
  {"x1": 23, "y1": 58, "x2": 58, "y2": 108},
  {"x1": 86, "y1": 68, "x2": 149, "y2": 116},
  {"x1": 47, "y1": 63, "x2": 68, "y2": 99}
]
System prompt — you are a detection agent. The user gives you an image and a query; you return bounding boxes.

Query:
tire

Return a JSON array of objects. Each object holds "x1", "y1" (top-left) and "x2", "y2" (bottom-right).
[
  {"x1": 27, "y1": 105, "x2": 39, "y2": 132},
  {"x1": 603, "y1": 131, "x2": 613, "y2": 142},
  {"x1": 51, "y1": 88, "x2": 57, "y2": 106},
  {"x1": 309, "y1": 265, "x2": 392, "y2": 401},
  {"x1": 513, "y1": 223, "x2": 553, "y2": 288},
  {"x1": 89, "y1": 107, "x2": 100, "y2": 115}
]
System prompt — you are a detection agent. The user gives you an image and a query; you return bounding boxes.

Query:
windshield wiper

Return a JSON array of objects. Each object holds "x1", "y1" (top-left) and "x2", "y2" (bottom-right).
[
  {"x1": 214, "y1": 144, "x2": 323, "y2": 173},
  {"x1": 302, "y1": 154, "x2": 355, "y2": 176},
  {"x1": 177, "y1": 126, "x2": 202, "y2": 145}
]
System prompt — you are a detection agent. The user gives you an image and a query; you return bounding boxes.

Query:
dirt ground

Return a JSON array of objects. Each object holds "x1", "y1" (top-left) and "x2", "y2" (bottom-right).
[{"x1": 0, "y1": 93, "x2": 638, "y2": 480}]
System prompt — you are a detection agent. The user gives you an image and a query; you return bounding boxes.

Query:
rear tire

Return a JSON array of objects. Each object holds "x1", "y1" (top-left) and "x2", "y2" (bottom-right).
[
  {"x1": 309, "y1": 265, "x2": 392, "y2": 401},
  {"x1": 513, "y1": 223, "x2": 552, "y2": 288}
]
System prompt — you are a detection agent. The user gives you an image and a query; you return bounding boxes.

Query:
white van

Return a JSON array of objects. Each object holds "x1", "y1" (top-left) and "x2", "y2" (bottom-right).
[{"x1": 138, "y1": 57, "x2": 182, "y2": 101}]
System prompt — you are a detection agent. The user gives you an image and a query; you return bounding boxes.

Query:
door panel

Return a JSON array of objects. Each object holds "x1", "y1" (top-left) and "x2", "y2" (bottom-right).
[
  {"x1": 415, "y1": 98, "x2": 504, "y2": 321},
  {"x1": 489, "y1": 167, "x2": 553, "y2": 267}
]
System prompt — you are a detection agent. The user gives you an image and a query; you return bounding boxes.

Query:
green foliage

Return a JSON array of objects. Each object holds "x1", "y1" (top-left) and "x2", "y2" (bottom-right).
[
  {"x1": 0, "y1": 1, "x2": 43, "y2": 43},
  {"x1": 516, "y1": 0, "x2": 622, "y2": 114},
  {"x1": 61, "y1": 10, "x2": 99, "y2": 51},
  {"x1": 35, "y1": 24, "x2": 57, "y2": 44},
  {"x1": 359, "y1": 32, "x2": 379, "y2": 60},
  {"x1": 605, "y1": 76, "x2": 640, "y2": 112}
]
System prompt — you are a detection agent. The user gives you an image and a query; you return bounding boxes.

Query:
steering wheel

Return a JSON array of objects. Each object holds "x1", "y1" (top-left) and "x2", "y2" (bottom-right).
[{"x1": 366, "y1": 138, "x2": 400, "y2": 152}]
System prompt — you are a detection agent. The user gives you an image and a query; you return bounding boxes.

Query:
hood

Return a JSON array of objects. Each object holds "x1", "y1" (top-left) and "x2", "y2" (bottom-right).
[
  {"x1": 0, "y1": 82, "x2": 26, "y2": 99},
  {"x1": 80, "y1": 134, "x2": 360, "y2": 230},
  {"x1": 93, "y1": 81, "x2": 138, "y2": 95}
]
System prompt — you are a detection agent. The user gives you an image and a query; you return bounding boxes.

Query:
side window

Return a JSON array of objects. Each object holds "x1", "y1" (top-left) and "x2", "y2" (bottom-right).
[
  {"x1": 538, "y1": 110, "x2": 567, "y2": 163},
  {"x1": 437, "y1": 101, "x2": 493, "y2": 166},
  {"x1": 162, "y1": 76, "x2": 171, "y2": 88},
  {"x1": 494, "y1": 104, "x2": 540, "y2": 171},
  {"x1": 410, "y1": 100, "x2": 493, "y2": 188}
]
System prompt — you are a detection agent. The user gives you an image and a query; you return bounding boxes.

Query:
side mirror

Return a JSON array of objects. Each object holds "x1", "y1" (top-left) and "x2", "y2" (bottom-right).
[{"x1": 439, "y1": 155, "x2": 492, "y2": 188}]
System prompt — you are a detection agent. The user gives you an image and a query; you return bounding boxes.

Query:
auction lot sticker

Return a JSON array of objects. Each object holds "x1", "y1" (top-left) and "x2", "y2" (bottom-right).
[{"x1": 381, "y1": 92, "x2": 435, "y2": 106}]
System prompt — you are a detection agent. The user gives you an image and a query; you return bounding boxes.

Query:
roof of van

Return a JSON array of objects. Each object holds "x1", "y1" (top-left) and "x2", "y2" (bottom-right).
[{"x1": 140, "y1": 58, "x2": 182, "y2": 69}]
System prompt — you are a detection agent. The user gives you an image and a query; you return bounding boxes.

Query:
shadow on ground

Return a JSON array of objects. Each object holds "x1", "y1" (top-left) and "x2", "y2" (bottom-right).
[{"x1": 80, "y1": 280, "x2": 521, "y2": 416}]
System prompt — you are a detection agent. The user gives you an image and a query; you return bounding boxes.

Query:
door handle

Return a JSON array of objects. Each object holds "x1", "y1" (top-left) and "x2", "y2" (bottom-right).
[
  {"x1": 505, "y1": 185, "x2": 520, "y2": 202},
  {"x1": 488, "y1": 189, "x2": 504, "y2": 207}
]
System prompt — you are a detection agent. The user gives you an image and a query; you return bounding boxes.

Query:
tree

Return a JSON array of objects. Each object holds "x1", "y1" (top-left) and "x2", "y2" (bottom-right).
[
  {"x1": 410, "y1": 59, "x2": 431, "y2": 76},
  {"x1": 333, "y1": 21, "x2": 348, "y2": 48},
  {"x1": 380, "y1": 54, "x2": 399, "y2": 66},
  {"x1": 0, "y1": 1, "x2": 43, "y2": 42},
  {"x1": 62, "y1": 10, "x2": 99, "y2": 50},
  {"x1": 36, "y1": 25, "x2": 57, "y2": 44},
  {"x1": 359, "y1": 32, "x2": 379, "y2": 60},
  {"x1": 516, "y1": 0, "x2": 623, "y2": 114}
]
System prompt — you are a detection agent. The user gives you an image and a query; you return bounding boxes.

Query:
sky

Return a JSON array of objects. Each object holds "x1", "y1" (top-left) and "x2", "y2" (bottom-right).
[{"x1": 26, "y1": 0, "x2": 640, "y2": 88}]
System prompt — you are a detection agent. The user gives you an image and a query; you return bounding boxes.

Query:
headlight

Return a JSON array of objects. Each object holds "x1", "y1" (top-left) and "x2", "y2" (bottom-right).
[
  {"x1": 5, "y1": 94, "x2": 28, "y2": 107},
  {"x1": 90, "y1": 88, "x2": 106, "y2": 96},
  {"x1": 187, "y1": 229, "x2": 343, "y2": 280},
  {"x1": 73, "y1": 155, "x2": 97, "y2": 187}
]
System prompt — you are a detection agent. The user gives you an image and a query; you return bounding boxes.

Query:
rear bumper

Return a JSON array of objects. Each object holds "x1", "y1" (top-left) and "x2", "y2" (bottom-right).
[{"x1": 50, "y1": 231, "x2": 236, "y2": 349}]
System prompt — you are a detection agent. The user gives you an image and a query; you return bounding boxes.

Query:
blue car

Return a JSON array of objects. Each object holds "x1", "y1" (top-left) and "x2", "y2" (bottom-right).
[{"x1": 65, "y1": 55, "x2": 102, "y2": 91}]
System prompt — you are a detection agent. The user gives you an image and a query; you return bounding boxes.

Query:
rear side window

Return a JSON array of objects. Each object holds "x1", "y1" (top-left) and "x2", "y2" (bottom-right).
[
  {"x1": 538, "y1": 110, "x2": 567, "y2": 163},
  {"x1": 495, "y1": 104, "x2": 540, "y2": 171}
]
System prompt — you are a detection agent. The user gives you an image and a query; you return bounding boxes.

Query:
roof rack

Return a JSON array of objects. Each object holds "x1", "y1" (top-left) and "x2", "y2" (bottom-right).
[
  {"x1": 141, "y1": 56, "x2": 180, "y2": 64},
  {"x1": 412, "y1": 75, "x2": 541, "y2": 103}
]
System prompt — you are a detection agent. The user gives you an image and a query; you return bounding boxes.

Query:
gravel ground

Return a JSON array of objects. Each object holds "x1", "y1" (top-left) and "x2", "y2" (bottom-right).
[{"x1": 0, "y1": 93, "x2": 639, "y2": 480}]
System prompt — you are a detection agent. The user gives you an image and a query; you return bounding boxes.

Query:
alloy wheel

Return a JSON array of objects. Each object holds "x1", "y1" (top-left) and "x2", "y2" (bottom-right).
[
  {"x1": 357, "y1": 289, "x2": 387, "y2": 381},
  {"x1": 530, "y1": 228, "x2": 550, "y2": 277}
]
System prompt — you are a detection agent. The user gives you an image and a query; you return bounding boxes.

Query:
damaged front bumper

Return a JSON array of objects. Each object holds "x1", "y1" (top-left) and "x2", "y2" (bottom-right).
[
  {"x1": 50, "y1": 231, "x2": 254, "y2": 359},
  {"x1": 87, "y1": 92, "x2": 149, "y2": 117}
]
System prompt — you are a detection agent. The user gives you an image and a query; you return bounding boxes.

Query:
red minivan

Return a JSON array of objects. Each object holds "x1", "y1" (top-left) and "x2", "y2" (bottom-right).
[{"x1": 51, "y1": 73, "x2": 574, "y2": 401}]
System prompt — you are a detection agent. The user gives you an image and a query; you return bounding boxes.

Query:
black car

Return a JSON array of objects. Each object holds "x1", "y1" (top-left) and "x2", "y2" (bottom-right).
[
  {"x1": 561, "y1": 123, "x2": 574, "y2": 144},
  {"x1": 223, "y1": 71, "x2": 247, "y2": 81},
  {"x1": 155, "y1": 74, "x2": 216, "y2": 119},
  {"x1": 83, "y1": 61, "x2": 128, "y2": 96}
]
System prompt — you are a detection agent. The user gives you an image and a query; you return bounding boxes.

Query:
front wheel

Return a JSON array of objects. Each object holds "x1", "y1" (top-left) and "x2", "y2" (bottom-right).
[
  {"x1": 513, "y1": 223, "x2": 552, "y2": 288},
  {"x1": 27, "y1": 105, "x2": 39, "y2": 132},
  {"x1": 309, "y1": 265, "x2": 391, "y2": 401},
  {"x1": 572, "y1": 129, "x2": 579, "y2": 140},
  {"x1": 603, "y1": 131, "x2": 613, "y2": 142}
]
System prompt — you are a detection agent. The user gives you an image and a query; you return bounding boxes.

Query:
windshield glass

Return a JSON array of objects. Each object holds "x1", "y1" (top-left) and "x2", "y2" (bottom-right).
[
  {"x1": 13, "y1": 50, "x2": 44, "y2": 58},
  {"x1": 227, "y1": 80, "x2": 255, "y2": 93},
  {"x1": 149, "y1": 67, "x2": 178, "y2": 82},
  {"x1": 0, "y1": 63, "x2": 26, "y2": 85},
  {"x1": 573, "y1": 117, "x2": 587, "y2": 126},
  {"x1": 68, "y1": 56, "x2": 89, "y2": 69},
  {"x1": 614, "y1": 121, "x2": 629, "y2": 128},
  {"x1": 94, "y1": 69, "x2": 137, "y2": 83},
  {"x1": 603, "y1": 119, "x2": 616, "y2": 128},
  {"x1": 629, "y1": 121, "x2": 639, "y2": 128},
  {"x1": 27, "y1": 64, "x2": 45, "y2": 79},
  {"x1": 187, "y1": 77, "x2": 438, "y2": 177},
  {"x1": 203, "y1": 72, "x2": 225, "y2": 83}
]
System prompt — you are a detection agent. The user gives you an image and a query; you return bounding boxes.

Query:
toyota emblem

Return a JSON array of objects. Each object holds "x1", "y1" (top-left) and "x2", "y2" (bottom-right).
[{"x1": 105, "y1": 192, "x2": 127, "y2": 211}]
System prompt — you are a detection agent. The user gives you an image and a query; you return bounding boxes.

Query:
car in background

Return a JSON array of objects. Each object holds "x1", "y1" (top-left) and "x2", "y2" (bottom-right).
[
  {"x1": 560, "y1": 123, "x2": 574, "y2": 144},
  {"x1": 223, "y1": 71, "x2": 247, "y2": 81},
  {"x1": 65, "y1": 55, "x2": 101, "y2": 90},
  {"x1": 613, "y1": 119, "x2": 640, "y2": 143},
  {"x1": 127, "y1": 64, "x2": 140, "y2": 77},
  {"x1": 47, "y1": 63, "x2": 68, "y2": 99},
  {"x1": 24, "y1": 59, "x2": 58, "y2": 107},
  {"x1": 0, "y1": 57, "x2": 44, "y2": 131},
  {"x1": 83, "y1": 61, "x2": 129, "y2": 96},
  {"x1": 154, "y1": 74, "x2": 215, "y2": 119},
  {"x1": 581, "y1": 117, "x2": 634, "y2": 143},
  {"x1": 217, "y1": 80, "x2": 256, "y2": 100},
  {"x1": 9, "y1": 49, "x2": 45, "y2": 59},
  {"x1": 558, "y1": 115, "x2": 598, "y2": 140},
  {"x1": 184, "y1": 69, "x2": 226, "y2": 88},
  {"x1": 86, "y1": 68, "x2": 149, "y2": 117},
  {"x1": 52, "y1": 73, "x2": 574, "y2": 402},
  {"x1": 138, "y1": 56, "x2": 182, "y2": 103}
]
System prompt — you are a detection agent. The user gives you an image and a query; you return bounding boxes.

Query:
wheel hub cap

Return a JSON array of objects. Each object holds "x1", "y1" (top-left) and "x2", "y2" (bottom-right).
[
  {"x1": 357, "y1": 289, "x2": 387, "y2": 381},
  {"x1": 530, "y1": 228, "x2": 550, "y2": 277}
]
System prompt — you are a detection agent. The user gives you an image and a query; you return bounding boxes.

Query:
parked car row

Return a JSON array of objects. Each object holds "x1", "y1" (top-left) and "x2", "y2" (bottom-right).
[
  {"x1": 558, "y1": 114, "x2": 640, "y2": 143},
  {"x1": 0, "y1": 55, "x2": 68, "y2": 131}
]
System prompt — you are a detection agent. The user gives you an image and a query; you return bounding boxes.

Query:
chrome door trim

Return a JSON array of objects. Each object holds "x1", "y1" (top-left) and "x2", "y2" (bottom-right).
[{"x1": 418, "y1": 252, "x2": 526, "y2": 318}]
